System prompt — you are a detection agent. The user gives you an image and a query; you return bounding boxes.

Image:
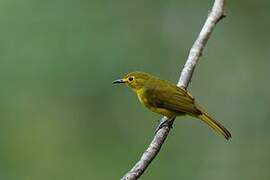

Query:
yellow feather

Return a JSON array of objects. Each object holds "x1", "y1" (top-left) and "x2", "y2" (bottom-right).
[{"x1": 114, "y1": 71, "x2": 231, "y2": 140}]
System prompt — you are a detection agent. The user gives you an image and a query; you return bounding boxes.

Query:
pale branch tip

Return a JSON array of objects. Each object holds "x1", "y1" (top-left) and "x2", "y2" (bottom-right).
[{"x1": 121, "y1": 0, "x2": 226, "y2": 179}]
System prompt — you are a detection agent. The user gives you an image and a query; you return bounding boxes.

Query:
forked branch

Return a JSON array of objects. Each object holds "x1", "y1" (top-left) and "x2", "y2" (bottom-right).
[{"x1": 121, "y1": 0, "x2": 226, "y2": 179}]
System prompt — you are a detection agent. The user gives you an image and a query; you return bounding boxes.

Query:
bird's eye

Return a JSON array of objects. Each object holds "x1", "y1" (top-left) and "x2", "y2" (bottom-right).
[{"x1": 128, "y1": 77, "x2": 134, "y2": 81}]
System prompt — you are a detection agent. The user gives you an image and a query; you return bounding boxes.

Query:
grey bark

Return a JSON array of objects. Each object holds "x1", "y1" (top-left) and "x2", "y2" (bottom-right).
[{"x1": 121, "y1": 0, "x2": 226, "y2": 179}]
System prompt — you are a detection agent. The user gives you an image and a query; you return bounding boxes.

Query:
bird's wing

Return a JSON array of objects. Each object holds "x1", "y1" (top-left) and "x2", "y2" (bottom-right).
[{"x1": 144, "y1": 79, "x2": 201, "y2": 115}]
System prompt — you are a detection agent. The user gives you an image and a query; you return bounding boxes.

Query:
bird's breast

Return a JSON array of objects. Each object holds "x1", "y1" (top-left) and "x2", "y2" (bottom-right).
[{"x1": 136, "y1": 89, "x2": 149, "y2": 106}]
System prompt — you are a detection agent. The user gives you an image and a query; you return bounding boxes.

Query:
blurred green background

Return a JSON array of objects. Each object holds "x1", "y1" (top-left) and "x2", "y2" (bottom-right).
[{"x1": 0, "y1": 0, "x2": 269, "y2": 179}]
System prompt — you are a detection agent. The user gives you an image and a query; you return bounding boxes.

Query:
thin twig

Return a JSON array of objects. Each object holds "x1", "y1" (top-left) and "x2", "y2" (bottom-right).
[{"x1": 121, "y1": 0, "x2": 226, "y2": 179}]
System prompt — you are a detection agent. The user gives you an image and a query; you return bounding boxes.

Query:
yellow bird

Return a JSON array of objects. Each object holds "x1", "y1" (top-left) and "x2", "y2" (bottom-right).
[{"x1": 113, "y1": 72, "x2": 231, "y2": 140}]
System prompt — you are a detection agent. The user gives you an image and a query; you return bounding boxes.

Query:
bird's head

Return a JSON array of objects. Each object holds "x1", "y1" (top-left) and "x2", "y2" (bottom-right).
[{"x1": 113, "y1": 72, "x2": 151, "y2": 91}]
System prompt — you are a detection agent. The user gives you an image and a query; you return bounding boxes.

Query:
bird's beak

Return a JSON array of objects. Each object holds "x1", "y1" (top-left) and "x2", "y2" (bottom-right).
[{"x1": 113, "y1": 79, "x2": 125, "y2": 84}]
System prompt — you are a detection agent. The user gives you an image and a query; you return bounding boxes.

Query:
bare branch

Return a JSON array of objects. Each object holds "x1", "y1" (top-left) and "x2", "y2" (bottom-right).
[{"x1": 121, "y1": 0, "x2": 226, "y2": 179}]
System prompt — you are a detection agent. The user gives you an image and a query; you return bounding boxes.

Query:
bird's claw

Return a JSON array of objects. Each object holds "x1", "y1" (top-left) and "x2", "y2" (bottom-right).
[{"x1": 155, "y1": 117, "x2": 174, "y2": 134}]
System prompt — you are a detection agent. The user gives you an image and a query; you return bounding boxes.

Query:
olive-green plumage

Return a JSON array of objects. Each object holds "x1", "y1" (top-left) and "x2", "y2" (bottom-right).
[{"x1": 113, "y1": 71, "x2": 231, "y2": 140}]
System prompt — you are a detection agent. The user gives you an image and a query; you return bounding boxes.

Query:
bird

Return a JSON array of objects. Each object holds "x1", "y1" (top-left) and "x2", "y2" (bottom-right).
[{"x1": 113, "y1": 71, "x2": 231, "y2": 140}]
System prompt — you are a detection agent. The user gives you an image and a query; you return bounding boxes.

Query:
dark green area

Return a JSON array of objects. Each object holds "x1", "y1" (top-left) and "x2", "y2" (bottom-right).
[{"x1": 0, "y1": 0, "x2": 269, "y2": 179}]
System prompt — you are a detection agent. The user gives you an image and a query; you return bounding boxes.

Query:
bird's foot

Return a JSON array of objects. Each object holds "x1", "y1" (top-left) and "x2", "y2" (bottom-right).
[{"x1": 155, "y1": 117, "x2": 174, "y2": 134}]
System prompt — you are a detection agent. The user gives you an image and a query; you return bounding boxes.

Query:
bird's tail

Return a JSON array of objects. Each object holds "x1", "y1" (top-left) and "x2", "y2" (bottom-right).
[{"x1": 197, "y1": 111, "x2": 231, "y2": 140}]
